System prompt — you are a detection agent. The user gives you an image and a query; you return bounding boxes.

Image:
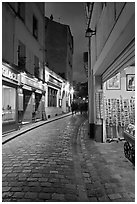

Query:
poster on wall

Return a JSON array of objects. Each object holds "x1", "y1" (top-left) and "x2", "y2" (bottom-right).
[
  {"x1": 106, "y1": 73, "x2": 121, "y2": 90},
  {"x1": 126, "y1": 74, "x2": 135, "y2": 91}
]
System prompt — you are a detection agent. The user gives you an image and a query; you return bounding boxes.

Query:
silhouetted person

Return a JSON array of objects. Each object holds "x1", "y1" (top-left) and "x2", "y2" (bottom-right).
[
  {"x1": 79, "y1": 102, "x2": 83, "y2": 114},
  {"x1": 71, "y1": 101, "x2": 77, "y2": 115}
]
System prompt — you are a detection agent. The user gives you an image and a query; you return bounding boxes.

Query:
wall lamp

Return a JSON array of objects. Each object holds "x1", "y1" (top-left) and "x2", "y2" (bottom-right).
[{"x1": 85, "y1": 28, "x2": 96, "y2": 38}]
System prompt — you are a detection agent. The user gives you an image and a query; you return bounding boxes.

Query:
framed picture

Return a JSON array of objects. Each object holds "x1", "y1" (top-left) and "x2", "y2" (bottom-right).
[
  {"x1": 106, "y1": 73, "x2": 121, "y2": 90},
  {"x1": 126, "y1": 74, "x2": 135, "y2": 91}
]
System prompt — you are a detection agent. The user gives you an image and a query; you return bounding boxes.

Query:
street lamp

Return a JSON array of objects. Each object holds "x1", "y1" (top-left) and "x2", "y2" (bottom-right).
[
  {"x1": 85, "y1": 28, "x2": 96, "y2": 37},
  {"x1": 85, "y1": 27, "x2": 96, "y2": 139}
]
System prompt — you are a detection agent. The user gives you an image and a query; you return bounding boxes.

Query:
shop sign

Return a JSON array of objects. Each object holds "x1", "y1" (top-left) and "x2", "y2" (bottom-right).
[
  {"x1": 49, "y1": 75, "x2": 62, "y2": 87},
  {"x1": 2, "y1": 65, "x2": 18, "y2": 82},
  {"x1": 20, "y1": 74, "x2": 43, "y2": 90}
]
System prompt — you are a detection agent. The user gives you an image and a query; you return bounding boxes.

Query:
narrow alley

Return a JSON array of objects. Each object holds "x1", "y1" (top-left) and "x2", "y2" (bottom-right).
[{"x1": 2, "y1": 114, "x2": 135, "y2": 202}]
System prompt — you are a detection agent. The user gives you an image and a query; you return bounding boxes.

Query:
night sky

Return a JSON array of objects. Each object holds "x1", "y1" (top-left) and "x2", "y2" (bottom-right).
[{"x1": 45, "y1": 2, "x2": 88, "y2": 83}]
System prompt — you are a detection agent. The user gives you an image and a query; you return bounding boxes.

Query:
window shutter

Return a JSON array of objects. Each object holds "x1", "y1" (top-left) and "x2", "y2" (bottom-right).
[{"x1": 102, "y1": 39, "x2": 135, "y2": 82}]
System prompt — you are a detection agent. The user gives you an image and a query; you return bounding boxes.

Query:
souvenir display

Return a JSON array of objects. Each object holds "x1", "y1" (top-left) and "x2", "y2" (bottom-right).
[
  {"x1": 125, "y1": 123, "x2": 135, "y2": 137},
  {"x1": 104, "y1": 97, "x2": 135, "y2": 127},
  {"x1": 95, "y1": 91, "x2": 104, "y2": 119},
  {"x1": 123, "y1": 99, "x2": 130, "y2": 126},
  {"x1": 129, "y1": 97, "x2": 135, "y2": 125},
  {"x1": 95, "y1": 92, "x2": 100, "y2": 119},
  {"x1": 117, "y1": 99, "x2": 121, "y2": 126},
  {"x1": 124, "y1": 123, "x2": 135, "y2": 164}
]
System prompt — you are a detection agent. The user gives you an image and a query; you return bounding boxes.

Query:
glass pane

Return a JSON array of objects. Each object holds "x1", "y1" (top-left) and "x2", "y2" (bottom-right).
[{"x1": 2, "y1": 85, "x2": 16, "y2": 122}]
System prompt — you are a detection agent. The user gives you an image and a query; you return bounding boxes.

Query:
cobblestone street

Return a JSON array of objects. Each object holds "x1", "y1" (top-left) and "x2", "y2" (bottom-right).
[
  {"x1": 2, "y1": 114, "x2": 88, "y2": 202},
  {"x1": 2, "y1": 114, "x2": 135, "y2": 202}
]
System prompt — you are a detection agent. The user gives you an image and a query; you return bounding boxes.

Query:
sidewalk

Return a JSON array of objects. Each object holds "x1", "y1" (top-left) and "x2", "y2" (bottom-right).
[
  {"x1": 79, "y1": 120, "x2": 135, "y2": 202},
  {"x1": 2, "y1": 112, "x2": 72, "y2": 144}
]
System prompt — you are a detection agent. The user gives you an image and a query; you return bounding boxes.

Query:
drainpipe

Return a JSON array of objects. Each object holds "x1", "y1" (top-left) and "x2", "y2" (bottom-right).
[{"x1": 85, "y1": 2, "x2": 95, "y2": 139}]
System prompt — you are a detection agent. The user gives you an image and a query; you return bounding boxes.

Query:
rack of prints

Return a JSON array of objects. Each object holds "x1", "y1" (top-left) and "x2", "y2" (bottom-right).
[
  {"x1": 105, "y1": 97, "x2": 135, "y2": 127},
  {"x1": 95, "y1": 91, "x2": 104, "y2": 119}
]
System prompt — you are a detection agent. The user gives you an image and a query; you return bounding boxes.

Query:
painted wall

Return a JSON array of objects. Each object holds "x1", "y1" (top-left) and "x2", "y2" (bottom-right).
[
  {"x1": 91, "y1": 2, "x2": 135, "y2": 75},
  {"x1": 91, "y1": 2, "x2": 125, "y2": 67},
  {"x1": 13, "y1": 3, "x2": 45, "y2": 80},
  {"x1": 2, "y1": 3, "x2": 45, "y2": 81},
  {"x1": 66, "y1": 27, "x2": 73, "y2": 85}
]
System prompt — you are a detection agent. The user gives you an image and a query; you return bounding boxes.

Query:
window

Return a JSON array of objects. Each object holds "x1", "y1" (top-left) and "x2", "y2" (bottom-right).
[
  {"x1": 18, "y1": 2, "x2": 25, "y2": 22},
  {"x1": 2, "y1": 85, "x2": 16, "y2": 122},
  {"x1": 34, "y1": 56, "x2": 39, "y2": 78},
  {"x1": 48, "y1": 87, "x2": 57, "y2": 107},
  {"x1": 18, "y1": 41, "x2": 26, "y2": 71},
  {"x1": 33, "y1": 15, "x2": 38, "y2": 39}
]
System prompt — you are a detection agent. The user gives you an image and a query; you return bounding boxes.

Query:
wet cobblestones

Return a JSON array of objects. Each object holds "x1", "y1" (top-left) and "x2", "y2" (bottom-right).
[
  {"x1": 2, "y1": 114, "x2": 135, "y2": 202},
  {"x1": 79, "y1": 120, "x2": 135, "y2": 202},
  {"x1": 2, "y1": 115, "x2": 87, "y2": 201}
]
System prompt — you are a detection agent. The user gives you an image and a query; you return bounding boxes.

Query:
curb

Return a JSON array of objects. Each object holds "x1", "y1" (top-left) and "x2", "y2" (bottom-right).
[{"x1": 2, "y1": 112, "x2": 72, "y2": 145}]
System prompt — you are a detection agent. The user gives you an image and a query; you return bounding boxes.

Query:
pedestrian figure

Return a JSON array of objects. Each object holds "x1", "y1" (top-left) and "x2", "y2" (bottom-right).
[
  {"x1": 71, "y1": 101, "x2": 75, "y2": 115},
  {"x1": 74, "y1": 102, "x2": 78, "y2": 114},
  {"x1": 71, "y1": 101, "x2": 77, "y2": 115},
  {"x1": 79, "y1": 102, "x2": 84, "y2": 115}
]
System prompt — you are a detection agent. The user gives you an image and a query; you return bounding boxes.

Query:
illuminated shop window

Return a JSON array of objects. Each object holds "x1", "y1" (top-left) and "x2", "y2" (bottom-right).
[{"x1": 2, "y1": 85, "x2": 16, "y2": 122}]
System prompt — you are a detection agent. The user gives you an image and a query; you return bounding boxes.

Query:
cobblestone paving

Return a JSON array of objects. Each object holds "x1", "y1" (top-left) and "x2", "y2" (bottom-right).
[
  {"x1": 2, "y1": 115, "x2": 135, "y2": 202},
  {"x1": 80, "y1": 120, "x2": 135, "y2": 202},
  {"x1": 2, "y1": 114, "x2": 87, "y2": 202}
]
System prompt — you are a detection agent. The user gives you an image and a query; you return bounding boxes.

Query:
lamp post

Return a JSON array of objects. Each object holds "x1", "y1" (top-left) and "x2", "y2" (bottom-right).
[{"x1": 85, "y1": 27, "x2": 96, "y2": 138}]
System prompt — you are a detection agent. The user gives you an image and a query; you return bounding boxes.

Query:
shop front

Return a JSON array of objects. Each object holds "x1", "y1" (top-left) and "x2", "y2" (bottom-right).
[
  {"x1": 93, "y1": 19, "x2": 135, "y2": 142},
  {"x1": 103, "y1": 66, "x2": 135, "y2": 142},
  {"x1": 2, "y1": 62, "x2": 19, "y2": 134},
  {"x1": 94, "y1": 53, "x2": 135, "y2": 143},
  {"x1": 19, "y1": 73, "x2": 45, "y2": 124}
]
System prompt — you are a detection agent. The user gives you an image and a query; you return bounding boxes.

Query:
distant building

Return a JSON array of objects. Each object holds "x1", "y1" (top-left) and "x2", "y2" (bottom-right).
[
  {"x1": 45, "y1": 17, "x2": 74, "y2": 85},
  {"x1": 44, "y1": 66, "x2": 73, "y2": 118},
  {"x1": 2, "y1": 2, "x2": 45, "y2": 133}
]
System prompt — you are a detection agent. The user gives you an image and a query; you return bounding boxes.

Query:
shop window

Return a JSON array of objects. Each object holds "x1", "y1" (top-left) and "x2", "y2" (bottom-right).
[
  {"x1": 18, "y1": 41, "x2": 26, "y2": 71},
  {"x1": 33, "y1": 15, "x2": 38, "y2": 39},
  {"x1": 34, "y1": 55, "x2": 39, "y2": 78},
  {"x1": 2, "y1": 85, "x2": 16, "y2": 122},
  {"x1": 48, "y1": 87, "x2": 57, "y2": 107},
  {"x1": 18, "y1": 2, "x2": 25, "y2": 22}
]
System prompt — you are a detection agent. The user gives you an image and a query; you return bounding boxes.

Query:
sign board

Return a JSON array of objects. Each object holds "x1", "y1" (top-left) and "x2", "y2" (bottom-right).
[
  {"x1": 20, "y1": 74, "x2": 44, "y2": 90},
  {"x1": 2, "y1": 64, "x2": 18, "y2": 82}
]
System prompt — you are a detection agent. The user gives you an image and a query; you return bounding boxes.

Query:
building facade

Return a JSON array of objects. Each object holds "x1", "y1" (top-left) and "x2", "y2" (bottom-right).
[
  {"x1": 85, "y1": 2, "x2": 135, "y2": 142},
  {"x1": 44, "y1": 66, "x2": 73, "y2": 119},
  {"x1": 2, "y1": 2, "x2": 45, "y2": 133},
  {"x1": 45, "y1": 17, "x2": 73, "y2": 85}
]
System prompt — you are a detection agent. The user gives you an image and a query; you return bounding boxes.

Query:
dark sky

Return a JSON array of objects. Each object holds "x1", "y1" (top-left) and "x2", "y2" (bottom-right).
[{"x1": 45, "y1": 2, "x2": 88, "y2": 83}]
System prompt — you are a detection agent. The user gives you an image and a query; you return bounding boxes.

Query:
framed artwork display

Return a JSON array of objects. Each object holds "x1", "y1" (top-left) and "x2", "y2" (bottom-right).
[
  {"x1": 126, "y1": 74, "x2": 135, "y2": 91},
  {"x1": 106, "y1": 73, "x2": 121, "y2": 90}
]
